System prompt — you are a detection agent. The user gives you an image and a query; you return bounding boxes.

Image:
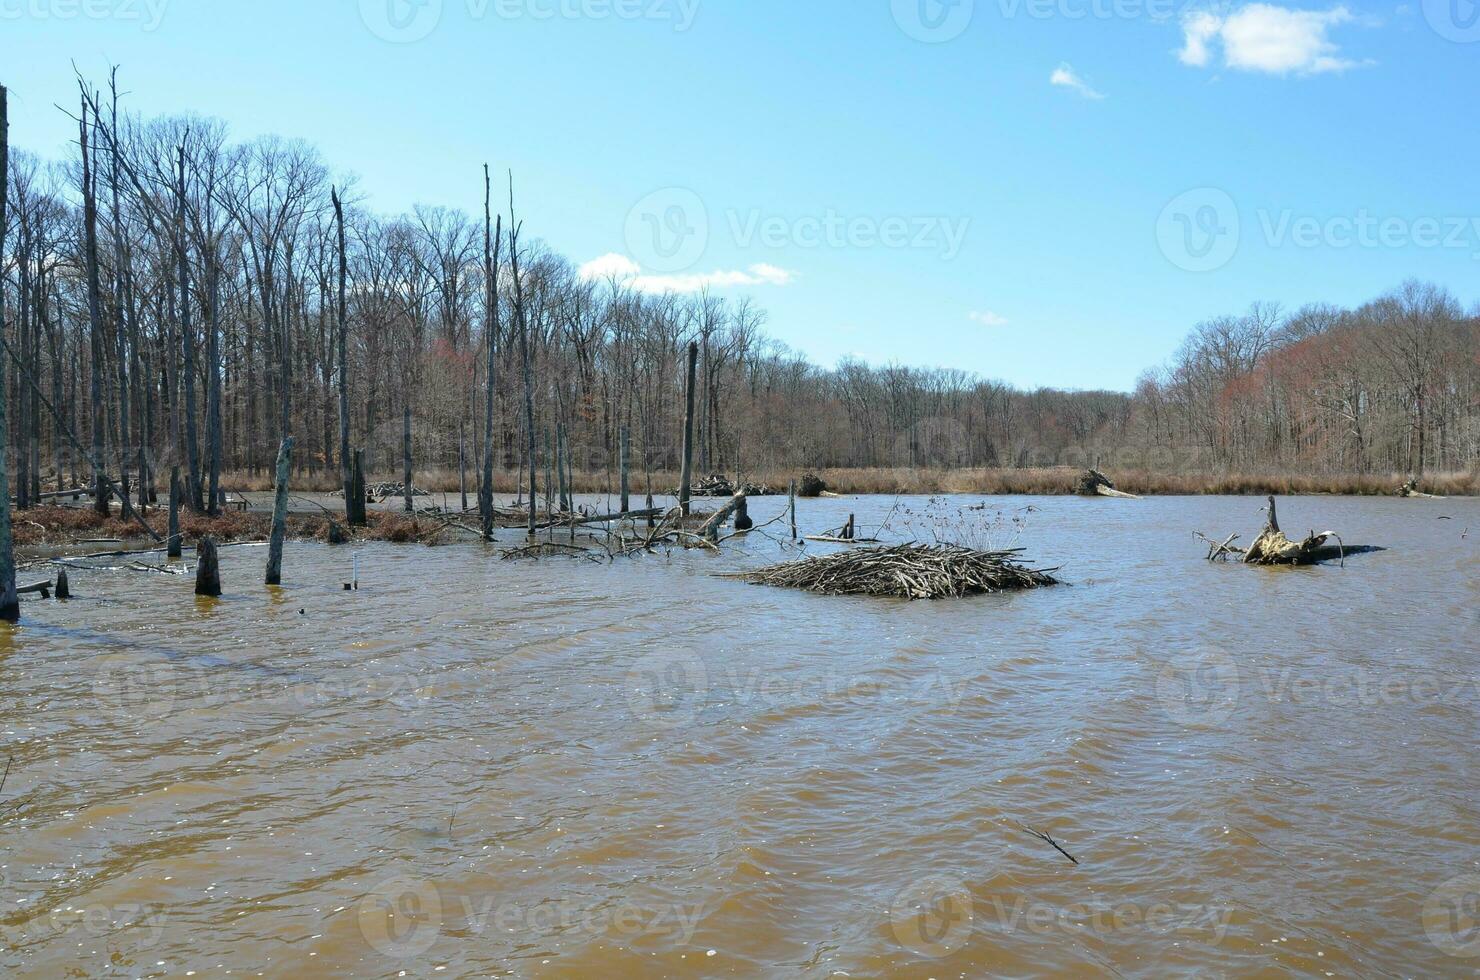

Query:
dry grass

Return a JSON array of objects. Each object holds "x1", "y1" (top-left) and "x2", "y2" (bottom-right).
[
  {"x1": 218, "y1": 464, "x2": 1480, "y2": 498},
  {"x1": 12, "y1": 503, "x2": 454, "y2": 549}
]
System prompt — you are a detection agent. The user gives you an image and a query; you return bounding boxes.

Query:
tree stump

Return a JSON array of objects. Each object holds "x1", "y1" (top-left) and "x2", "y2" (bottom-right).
[
  {"x1": 195, "y1": 536, "x2": 222, "y2": 597},
  {"x1": 55, "y1": 568, "x2": 70, "y2": 599}
]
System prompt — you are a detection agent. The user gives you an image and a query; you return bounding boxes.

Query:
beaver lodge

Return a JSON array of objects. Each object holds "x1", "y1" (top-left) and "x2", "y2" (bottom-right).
[{"x1": 730, "y1": 544, "x2": 1060, "y2": 600}]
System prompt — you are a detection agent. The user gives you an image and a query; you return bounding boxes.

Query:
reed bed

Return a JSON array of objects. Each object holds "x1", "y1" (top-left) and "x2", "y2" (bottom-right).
[{"x1": 731, "y1": 543, "x2": 1060, "y2": 600}]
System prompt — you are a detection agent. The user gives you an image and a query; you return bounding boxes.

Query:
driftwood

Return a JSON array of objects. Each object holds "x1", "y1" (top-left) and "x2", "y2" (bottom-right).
[
  {"x1": 1396, "y1": 478, "x2": 1445, "y2": 499},
  {"x1": 1199, "y1": 496, "x2": 1347, "y2": 566},
  {"x1": 797, "y1": 473, "x2": 827, "y2": 498},
  {"x1": 698, "y1": 492, "x2": 747, "y2": 541},
  {"x1": 17, "y1": 580, "x2": 52, "y2": 598},
  {"x1": 533, "y1": 507, "x2": 663, "y2": 531},
  {"x1": 731, "y1": 544, "x2": 1059, "y2": 600}
]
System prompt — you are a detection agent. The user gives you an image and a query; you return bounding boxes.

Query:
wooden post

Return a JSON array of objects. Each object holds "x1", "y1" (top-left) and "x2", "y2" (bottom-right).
[
  {"x1": 167, "y1": 466, "x2": 182, "y2": 559},
  {"x1": 0, "y1": 84, "x2": 17, "y2": 623},
  {"x1": 402, "y1": 405, "x2": 413, "y2": 513},
  {"x1": 646, "y1": 493, "x2": 655, "y2": 530},
  {"x1": 679, "y1": 341, "x2": 698, "y2": 515},
  {"x1": 619, "y1": 423, "x2": 631, "y2": 514},
  {"x1": 265, "y1": 436, "x2": 293, "y2": 586},
  {"x1": 195, "y1": 535, "x2": 221, "y2": 597},
  {"x1": 788, "y1": 480, "x2": 797, "y2": 540},
  {"x1": 350, "y1": 449, "x2": 367, "y2": 526},
  {"x1": 54, "y1": 568, "x2": 70, "y2": 600}
]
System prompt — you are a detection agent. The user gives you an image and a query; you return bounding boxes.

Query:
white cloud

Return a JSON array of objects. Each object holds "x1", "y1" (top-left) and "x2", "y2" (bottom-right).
[
  {"x1": 969, "y1": 310, "x2": 1009, "y2": 327},
  {"x1": 577, "y1": 253, "x2": 796, "y2": 293},
  {"x1": 1049, "y1": 63, "x2": 1106, "y2": 99},
  {"x1": 1179, "y1": 4, "x2": 1371, "y2": 75}
]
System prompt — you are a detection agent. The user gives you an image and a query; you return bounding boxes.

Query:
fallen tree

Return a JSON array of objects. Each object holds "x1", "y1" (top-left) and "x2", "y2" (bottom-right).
[{"x1": 1076, "y1": 469, "x2": 1140, "y2": 499}]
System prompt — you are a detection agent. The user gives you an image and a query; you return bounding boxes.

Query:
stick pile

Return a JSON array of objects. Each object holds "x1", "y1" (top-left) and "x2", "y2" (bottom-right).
[{"x1": 731, "y1": 544, "x2": 1059, "y2": 600}]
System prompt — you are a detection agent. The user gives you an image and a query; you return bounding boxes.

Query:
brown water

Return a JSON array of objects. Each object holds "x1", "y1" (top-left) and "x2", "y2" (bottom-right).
[{"x1": 1, "y1": 494, "x2": 1476, "y2": 978}]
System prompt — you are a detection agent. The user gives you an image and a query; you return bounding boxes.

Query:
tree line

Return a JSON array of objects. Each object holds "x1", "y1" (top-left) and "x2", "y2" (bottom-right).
[{"x1": 2, "y1": 72, "x2": 1477, "y2": 539}]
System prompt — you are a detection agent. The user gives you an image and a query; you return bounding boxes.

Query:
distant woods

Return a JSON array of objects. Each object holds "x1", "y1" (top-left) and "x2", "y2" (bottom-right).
[{"x1": 1, "y1": 73, "x2": 1477, "y2": 516}]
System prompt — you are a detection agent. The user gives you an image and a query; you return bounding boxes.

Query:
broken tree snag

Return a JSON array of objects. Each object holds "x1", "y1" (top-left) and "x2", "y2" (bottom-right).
[
  {"x1": 350, "y1": 449, "x2": 368, "y2": 527},
  {"x1": 734, "y1": 494, "x2": 753, "y2": 532},
  {"x1": 789, "y1": 480, "x2": 797, "y2": 539},
  {"x1": 167, "y1": 466, "x2": 182, "y2": 559},
  {"x1": 646, "y1": 493, "x2": 656, "y2": 530},
  {"x1": 1202, "y1": 495, "x2": 1347, "y2": 566},
  {"x1": 679, "y1": 341, "x2": 698, "y2": 515},
  {"x1": 699, "y1": 492, "x2": 747, "y2": 542},
  {"x1": 195, "y1": 536, "x2": 222, "y2": 597},
  {"x1": 327, "y1": 520, "x2": 347, "y2": 545},
  {"x1": 54, "y1": 568, "x2": 70, "y2": 599},
  {"x1": 265, "y1": 436, "x2": 293, "y2": 586},
  {"x1": 798, "y1": 473, "x2": 826, "y2": 498},
  {"x1": 619, "y1": 424, "x2": 631, "y2": 514},
  {"x1": 403, "y1": 406, "x2": 413, "y2": 513},
  {"x1": 1076, "y1": 468, "x2": 1139, "y2": 499}
]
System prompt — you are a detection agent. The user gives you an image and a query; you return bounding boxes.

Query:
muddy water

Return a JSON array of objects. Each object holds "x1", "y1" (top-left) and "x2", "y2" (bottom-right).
[{"x1": 1, "y1": 494, "x2": 1476, "y2": 978}]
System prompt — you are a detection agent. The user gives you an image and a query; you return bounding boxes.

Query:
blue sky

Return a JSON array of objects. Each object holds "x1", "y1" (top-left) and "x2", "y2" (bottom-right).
[{"x1": 4, "y1": 0, "x2": 1478, "y2": 390}]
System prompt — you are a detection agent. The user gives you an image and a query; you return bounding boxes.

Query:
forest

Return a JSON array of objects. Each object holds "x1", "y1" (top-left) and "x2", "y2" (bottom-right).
[{"x1": 2, "y1": 74, "x2": 1478, "y2": 519}]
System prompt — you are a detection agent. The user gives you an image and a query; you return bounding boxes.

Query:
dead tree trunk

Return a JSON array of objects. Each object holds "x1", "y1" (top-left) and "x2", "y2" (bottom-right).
[
  {"x1": 788, "y1": 479, "x2": 797, "y2": 540},
  {"x1": 332, "y1": 188, "x2": 353, "y2": 525},
  {"x1": 265, "y1": 436, "x2": 293, "y2": 585},
  {"x1": 0, "y1": 84, "x2": 17, "y2": 622},
  {"x1": 480, "y1": 166, "x2": 501, "y2": 540},
  {"x1": 350, "y1": 449, "x2": 367, "y2": 527},
  {"x1": 79, "y1": 95, "x2": 110, "y2": 517},
  {"x1": 167, "y1": 466, "x2": 182, "y2": 558},
  {"x1": 679, "y1": 340, "x2": 698, "y2": 515},
  {"x1": 619, "y1": 423, "x2": 631, "y2": 514},
  {"x1": 506, "y1": 173, "x2": 536, "y2": 536},
  {"x1": 402, "y1": 405, "x2": 413, "y2": 513},
  {"x1": 459, "y1": 422, "x2": 468, "y2": 513},
  {"x1": 195, "y1": 535, "x2": 221, "y2": 597}
]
